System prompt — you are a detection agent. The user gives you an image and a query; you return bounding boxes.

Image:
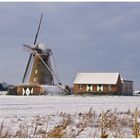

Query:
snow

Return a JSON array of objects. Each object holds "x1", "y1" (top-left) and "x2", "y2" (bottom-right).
[
  {"x1": 0, "y1": 95, "x2": 139, "y2": 118},
  {"x1": 0, "y1": 95, "x2": 139, "y2": 138},
  {"x1": 74, "y1": 73, "x2": 119, "y2": 84}
]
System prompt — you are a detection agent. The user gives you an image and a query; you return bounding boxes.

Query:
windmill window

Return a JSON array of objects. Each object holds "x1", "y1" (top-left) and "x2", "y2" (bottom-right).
[
  {"x1": 35, "y1": 70, "x2": 38, "y2": 74},
  {"x1": 34, "y1": 78, "x2": 37, "y2": 82}
]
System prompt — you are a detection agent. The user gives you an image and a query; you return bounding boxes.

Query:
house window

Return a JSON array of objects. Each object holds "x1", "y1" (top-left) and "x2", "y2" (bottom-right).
[
  {"x1": 97, "y1": 84, "x2": 103, "y2": 92},
  {"x1": 79, "y1": 84, "x2": 82, "y2": 90},
  {"x1": 86, "y1": 84, "x2": 93, "y2": 92},
  {"x1": 109, "y1": 85, "x2": 112, "y2": 91}
]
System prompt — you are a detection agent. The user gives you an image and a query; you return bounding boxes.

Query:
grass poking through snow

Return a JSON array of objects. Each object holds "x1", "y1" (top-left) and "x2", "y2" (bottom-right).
[{"x1": 0, "y1": 108, "x2": 140, "y2": 138}]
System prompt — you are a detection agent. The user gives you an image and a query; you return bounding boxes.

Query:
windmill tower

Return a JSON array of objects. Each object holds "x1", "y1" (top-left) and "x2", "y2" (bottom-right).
[
  {"x1": 8, "y1": 14, "x2": 66, "y2": 96},
  {"x1": 28, "y1": 45, "x2": 54, "y2": 85}
]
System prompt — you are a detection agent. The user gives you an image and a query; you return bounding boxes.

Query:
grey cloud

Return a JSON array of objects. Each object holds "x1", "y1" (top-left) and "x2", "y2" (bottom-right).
[{"x1": 0, "y1": 2, "x2": 140, "y2": 89}]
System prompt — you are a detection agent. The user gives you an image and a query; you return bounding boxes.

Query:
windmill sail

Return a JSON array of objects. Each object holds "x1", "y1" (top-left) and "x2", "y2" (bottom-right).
[
  {"x1": 33, "y1": 13, "x2": 43, "y2": 45},
  {"x1": 22, "y1": 14, "x2": 43, "y2": 84},
  {"x1": 22, "y1": 54, "x2": 34, "y2": 84}
]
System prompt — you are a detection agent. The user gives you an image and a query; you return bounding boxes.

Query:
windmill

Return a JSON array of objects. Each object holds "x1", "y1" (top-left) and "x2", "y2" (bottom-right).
[{"x1": 8, "y1": 14, "x2": 67, "y2": 95}]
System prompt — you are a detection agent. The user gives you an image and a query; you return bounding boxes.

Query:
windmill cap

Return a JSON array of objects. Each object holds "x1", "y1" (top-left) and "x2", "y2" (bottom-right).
[{"x1": 38, "y1": 43, "x2": 47, "y2": 51}]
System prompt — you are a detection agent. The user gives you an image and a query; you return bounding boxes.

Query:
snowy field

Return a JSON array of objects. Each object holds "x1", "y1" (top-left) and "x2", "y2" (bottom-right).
[
  {"x1": 0, "y1": 95, "x2": 140, "y2": 138},
  {"x1": 0, "y1": 95, "x2": 139, "y2": 118}
]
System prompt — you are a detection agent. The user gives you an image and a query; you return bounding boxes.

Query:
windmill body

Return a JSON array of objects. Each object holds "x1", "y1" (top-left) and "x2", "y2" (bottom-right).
[
  {"x1": 29, "y1": 44, "x2": 54, "y2": 85},
  {"x1": 8, "y1": 14, "x2": 67, "y2": 95}
]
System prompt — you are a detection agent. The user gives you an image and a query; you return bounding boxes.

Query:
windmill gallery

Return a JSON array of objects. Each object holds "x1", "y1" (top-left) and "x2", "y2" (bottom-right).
[{"x1": 8, "y1": 14, "x2": 133, "y2": 96}]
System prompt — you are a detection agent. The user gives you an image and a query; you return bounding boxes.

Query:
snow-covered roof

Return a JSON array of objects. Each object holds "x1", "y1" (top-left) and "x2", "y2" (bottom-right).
[{"x1": 74, "y1": 73, "x2": 120, "y2": 84}]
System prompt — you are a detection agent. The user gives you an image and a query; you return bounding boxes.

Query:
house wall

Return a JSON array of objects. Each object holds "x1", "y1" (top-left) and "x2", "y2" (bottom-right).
[
  {"x1": 74, "y1": 84, "x2": 117, "y2": 94},
  {"x1": 74, "y1": 75, "x2": 122, "y2": 94},
  {"x1": 121, "y1": 80, "x2": 133, "y2": 94}
]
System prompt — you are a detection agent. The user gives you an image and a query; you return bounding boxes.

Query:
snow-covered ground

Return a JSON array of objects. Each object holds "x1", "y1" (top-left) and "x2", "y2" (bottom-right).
[
  {"x1": 0, "y1": 95, "x2": 139, "y2": 118},
  {"x1": 0, "y1": 95, "x2": 139, "y2": 138}
]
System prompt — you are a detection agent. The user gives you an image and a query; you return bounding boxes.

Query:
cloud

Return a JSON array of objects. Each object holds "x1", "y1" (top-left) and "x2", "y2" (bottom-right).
[
  {"x1": 96, "y1": 15, "x2": 124, "y2": 31},
  {"x1": 0, "y1": 2, "x2": 140, "y2": 89},
  {"x1": 123, "y1": 31, "x2": 140, "y2": 42}
]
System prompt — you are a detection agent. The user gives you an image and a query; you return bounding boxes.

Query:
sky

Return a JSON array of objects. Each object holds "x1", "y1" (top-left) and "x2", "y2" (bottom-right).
[{"x1": 0, "y1": 2, "x2": 140, "y2": 89}]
